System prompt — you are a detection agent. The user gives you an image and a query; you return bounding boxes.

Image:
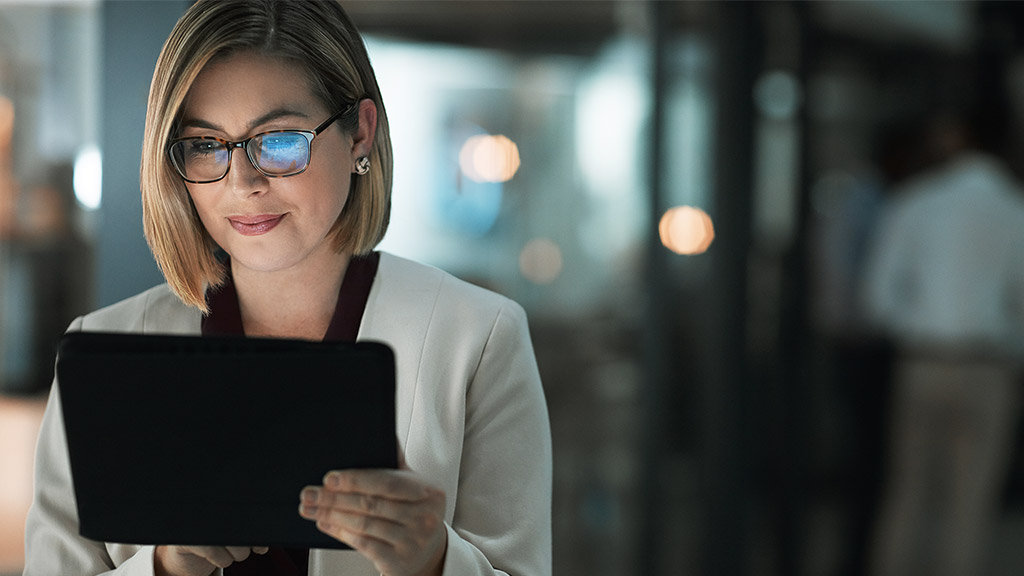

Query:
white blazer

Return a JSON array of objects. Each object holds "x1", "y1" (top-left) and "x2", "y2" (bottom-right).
[{"x1": 24, "y1": 252, "x2": 552, "y2": 576}]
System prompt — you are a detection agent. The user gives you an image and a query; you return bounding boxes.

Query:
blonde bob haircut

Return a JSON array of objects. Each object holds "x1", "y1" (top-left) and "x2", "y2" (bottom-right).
[{"x1": 141, "y1": 0, "x2": 392, "y2": 313}]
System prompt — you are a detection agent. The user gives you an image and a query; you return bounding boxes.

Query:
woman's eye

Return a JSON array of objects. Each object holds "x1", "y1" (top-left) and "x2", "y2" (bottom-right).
[{"x1": 187, "y1": 140, "x2": 220, "y2": 157}]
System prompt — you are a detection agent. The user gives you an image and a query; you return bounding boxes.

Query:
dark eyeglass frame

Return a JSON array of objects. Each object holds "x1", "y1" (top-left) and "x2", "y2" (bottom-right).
[{"x1": 167, "y1": 102, "x2": 357, "y2": 184}]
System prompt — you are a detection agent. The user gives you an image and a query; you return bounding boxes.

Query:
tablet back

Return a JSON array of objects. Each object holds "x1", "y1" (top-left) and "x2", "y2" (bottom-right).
[{"x1": 56, "y1": 331, "x2": 396, "y2": 549}]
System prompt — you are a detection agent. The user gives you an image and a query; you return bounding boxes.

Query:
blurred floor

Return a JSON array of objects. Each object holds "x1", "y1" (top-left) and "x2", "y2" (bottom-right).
[
  {"x1": 0, "y1": 395, "x2": 45, "y2": 575},
  {"x1": 796, "y1": 498, "x2": 1024, "y2": 576},
  {"x1": 993, "y1": 504, "x2": 1024, "y2": 575}
]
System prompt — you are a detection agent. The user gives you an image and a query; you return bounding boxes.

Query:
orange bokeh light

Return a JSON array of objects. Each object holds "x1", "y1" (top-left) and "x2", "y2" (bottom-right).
[
  {"x1": 459, "y1": 134, "x2": 521, "y2": 183},
  {"x1": 659, "y1": 206, "x2": 714, "y2": 255}
]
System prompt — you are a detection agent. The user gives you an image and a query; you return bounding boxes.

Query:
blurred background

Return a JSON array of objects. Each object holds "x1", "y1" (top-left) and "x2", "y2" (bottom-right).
[{"x1": 2, "y1": 1, "x2": 1024, "y2": 575}]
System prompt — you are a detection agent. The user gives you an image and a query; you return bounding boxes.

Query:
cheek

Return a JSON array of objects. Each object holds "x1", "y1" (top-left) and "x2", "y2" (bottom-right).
[
  {"x1": 313, "y1": 171, "x2": 352, "y2": 224},
  {"x1": 185, "y1": 189, "x2": 218, "y2": 235}
]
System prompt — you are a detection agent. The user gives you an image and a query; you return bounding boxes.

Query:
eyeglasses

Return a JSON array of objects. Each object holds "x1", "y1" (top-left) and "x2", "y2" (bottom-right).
[{"x1": 167, "y1": 104, "x2": 355, "y2": 184}]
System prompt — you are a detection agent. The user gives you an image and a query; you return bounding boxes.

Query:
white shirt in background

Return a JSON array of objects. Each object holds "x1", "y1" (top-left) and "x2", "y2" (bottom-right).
[{"x1": 862, "y1": 152, "x2": 1024, "y2": 356}]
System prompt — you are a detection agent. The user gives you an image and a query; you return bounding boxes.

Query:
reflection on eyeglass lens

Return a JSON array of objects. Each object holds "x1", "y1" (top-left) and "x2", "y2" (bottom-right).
[{"x1": 255, "y1": 133, "x2": 308, "y2": 174}]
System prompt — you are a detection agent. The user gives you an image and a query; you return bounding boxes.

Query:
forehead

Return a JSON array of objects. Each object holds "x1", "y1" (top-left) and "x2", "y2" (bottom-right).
[{"x1": 180, "y1": 52, "x2": 325, "y2": 128}]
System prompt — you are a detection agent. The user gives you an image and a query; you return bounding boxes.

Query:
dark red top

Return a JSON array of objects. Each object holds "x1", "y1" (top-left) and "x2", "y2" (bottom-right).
[{"x1": 203, "y1": 252, "x2": 380, "y2": 575}]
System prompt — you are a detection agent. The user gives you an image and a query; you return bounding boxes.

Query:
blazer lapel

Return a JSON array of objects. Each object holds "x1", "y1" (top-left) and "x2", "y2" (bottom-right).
[{"x1": 356, "y1": 253, "x2": 441, "y2": 451}]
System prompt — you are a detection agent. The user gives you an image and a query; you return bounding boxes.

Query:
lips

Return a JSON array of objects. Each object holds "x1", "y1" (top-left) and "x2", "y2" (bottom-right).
[{"x1": 227, "y1": 214, "x2": 285, "y2": 236}]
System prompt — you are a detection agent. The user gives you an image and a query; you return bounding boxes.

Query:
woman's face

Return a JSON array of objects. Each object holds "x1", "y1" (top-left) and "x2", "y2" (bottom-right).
[{"x1": 178, "y1": 51, "x2": 355, "y2": 276}]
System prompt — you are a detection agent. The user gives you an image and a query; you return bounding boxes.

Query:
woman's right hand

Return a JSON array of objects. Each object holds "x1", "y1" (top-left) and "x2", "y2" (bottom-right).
[{"x1": 154, "y1": 545, "x2": 269, "y2": 576}]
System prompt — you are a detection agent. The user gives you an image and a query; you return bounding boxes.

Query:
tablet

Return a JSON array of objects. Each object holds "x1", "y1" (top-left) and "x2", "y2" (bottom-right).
[{"x1": 55, "y1": 331, "x2": 397, "y2": 549}]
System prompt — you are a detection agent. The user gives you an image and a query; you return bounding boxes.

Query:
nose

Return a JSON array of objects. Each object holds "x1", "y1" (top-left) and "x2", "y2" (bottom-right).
[{"x1": 224, "y1": 145, "x2": 268, "y2": 196}]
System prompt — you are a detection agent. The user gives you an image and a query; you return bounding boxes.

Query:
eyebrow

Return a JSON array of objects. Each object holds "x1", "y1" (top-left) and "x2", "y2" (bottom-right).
[{"x1": 180, "y1": 107, "x2": 313, "y2": 134}]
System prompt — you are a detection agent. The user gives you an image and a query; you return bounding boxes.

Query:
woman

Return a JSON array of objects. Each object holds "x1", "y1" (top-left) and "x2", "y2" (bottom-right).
[{"x1": 23, "y1": 1, "x2": 552, "y2": 575}]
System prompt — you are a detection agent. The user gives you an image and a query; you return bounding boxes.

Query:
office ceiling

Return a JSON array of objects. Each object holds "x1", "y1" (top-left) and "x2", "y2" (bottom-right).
[
  {"x1": 344, "y1": 0, "x2": 626, "y2": 55},
  {"x1": 342, "y1": 1, "x2": 1003, "y2": 57}
]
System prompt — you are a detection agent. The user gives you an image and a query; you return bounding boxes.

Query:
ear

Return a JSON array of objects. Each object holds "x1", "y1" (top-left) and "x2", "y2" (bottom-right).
[{"x1": 350, "y1": 98, "x2": 378, "y2": 160}]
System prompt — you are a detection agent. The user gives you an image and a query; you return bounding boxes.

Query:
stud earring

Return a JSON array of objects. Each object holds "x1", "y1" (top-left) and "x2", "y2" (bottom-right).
[{"x1": 355, "y1": 156, "x2": 370, "y2": 175}]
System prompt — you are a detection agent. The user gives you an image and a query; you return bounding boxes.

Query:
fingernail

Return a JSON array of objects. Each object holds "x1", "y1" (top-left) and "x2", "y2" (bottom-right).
[
  {"x1": 299, "y1": 504, "x2": 318, "y2": 517},
  {"x1": 324, "y1": 473, "x2": 341, "y2": 488},
  {"x1": 301, "y1": 487, "x2": 320, "y2": 504}
]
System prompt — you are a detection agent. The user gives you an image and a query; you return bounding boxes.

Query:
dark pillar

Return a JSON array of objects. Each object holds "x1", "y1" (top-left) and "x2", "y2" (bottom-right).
[
  {"x1": 639, "y1": 0, "x2": 670, "y2": 573},
  {"x1": 777, "y1": 5, "x2": 812, "y2": 575},
  {"x1": 702, "y1": 2, "x2": 758, "y2": 575}
]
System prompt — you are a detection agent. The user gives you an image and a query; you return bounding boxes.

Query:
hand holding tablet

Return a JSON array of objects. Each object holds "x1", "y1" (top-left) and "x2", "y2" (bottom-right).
[{"x1": 298, "y1": 446, "x2": 448, "y2": 576}]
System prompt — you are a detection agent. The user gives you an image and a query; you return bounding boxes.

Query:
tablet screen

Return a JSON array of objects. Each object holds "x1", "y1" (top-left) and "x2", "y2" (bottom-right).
[{"x1": 56, "y1": 332, "x2": 396, "y2": 549}]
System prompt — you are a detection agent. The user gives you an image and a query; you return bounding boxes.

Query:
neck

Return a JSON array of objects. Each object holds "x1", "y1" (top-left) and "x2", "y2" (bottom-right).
[{"x1": 231, "y1": 251, "x2": 351, "y2": 340}]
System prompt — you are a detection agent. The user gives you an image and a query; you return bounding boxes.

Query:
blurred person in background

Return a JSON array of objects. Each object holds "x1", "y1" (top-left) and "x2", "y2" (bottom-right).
[
  {"x1": 22, "y1": 1, "x2": 552, "y2": 575},
  {"x1": 0, "y1": 96, "x2": 15, "y2": 238},
  {"x1": 861, "y1": 110, "x2": 1024, "y2": 576},
  {"x1": 0, "y1": 95, "x2": 15, "y2": 394},
  {"x1": 0, "y1": 162, "x2": 93, "y2": 397},
  {"x1": 807, "y1": 119, "x2": 933, "y2": 576},
  {"x1": 0, "y1": 100, "x2": 92, "y2": 397}
]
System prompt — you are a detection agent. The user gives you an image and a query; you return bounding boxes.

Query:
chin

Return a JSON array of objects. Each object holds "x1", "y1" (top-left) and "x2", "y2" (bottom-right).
[{"x1": 227, "y1": 248, "x2": 306, "y2": 274}]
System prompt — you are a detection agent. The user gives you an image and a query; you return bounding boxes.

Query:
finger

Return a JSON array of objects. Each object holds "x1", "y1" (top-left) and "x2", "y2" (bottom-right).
[
  {"x1": 301, "y1": 487, "x2": 406, "y2": 520},
  {"x1": 190, "y1": 546, "x2": 236, "y2": 568},
  {"x1": 323, "y1": 469, "x2": 429, "y2": 500},
  {"x1": 316, "y1": 507, "x2": 406, "y2": 543},
  {"x1": 225, "y1": 546, "x2": 253, "y2": 562},
  {"x1": 300, "y1": 496, "x2": 409, "y2": 539},
  {"x1": 316, "y1": 519, "x2": 395, "y2": 557},
  {"x1": 253, "y1": 546, "x2": 269, "y2": 554}
]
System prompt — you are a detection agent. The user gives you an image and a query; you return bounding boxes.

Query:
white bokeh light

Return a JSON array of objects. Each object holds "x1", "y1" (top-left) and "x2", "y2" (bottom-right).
[{"x1": 73, "y1": 145, "x2": 102, "y2": 210}]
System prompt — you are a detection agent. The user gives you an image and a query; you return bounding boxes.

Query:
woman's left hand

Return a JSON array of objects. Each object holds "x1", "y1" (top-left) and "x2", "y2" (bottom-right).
[{"x1": 298, "y1": 451, "x2": 447, "y2": 576}]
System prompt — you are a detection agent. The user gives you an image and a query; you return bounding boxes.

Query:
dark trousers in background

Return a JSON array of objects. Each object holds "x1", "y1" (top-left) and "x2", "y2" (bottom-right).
[{"x1": 869, "y1": 355, "x2": 1021, "y2": 576}]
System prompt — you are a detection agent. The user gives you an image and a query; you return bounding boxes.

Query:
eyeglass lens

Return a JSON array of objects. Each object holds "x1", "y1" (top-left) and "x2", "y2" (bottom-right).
[
  {"x1": 170, "y1": 131, "x2": 312, "y2": 182},
  {"x1": 253, "y1": 133, "x2": 308, "y2": 174}
]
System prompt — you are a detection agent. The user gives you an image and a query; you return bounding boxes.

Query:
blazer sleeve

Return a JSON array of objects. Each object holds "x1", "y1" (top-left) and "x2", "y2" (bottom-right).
[
  {"x1": 441, "y1": 300, "x2": 553, "y2": 576},
  {"x1": 23, "y1": 317, "x2": 159, "y2": 576}
]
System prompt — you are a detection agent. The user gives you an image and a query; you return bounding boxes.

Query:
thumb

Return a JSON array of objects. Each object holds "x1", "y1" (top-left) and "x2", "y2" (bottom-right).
[{"x1": 396, "y1": 439, "x2": 410, "y2": 470}]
